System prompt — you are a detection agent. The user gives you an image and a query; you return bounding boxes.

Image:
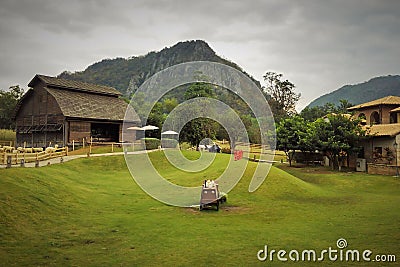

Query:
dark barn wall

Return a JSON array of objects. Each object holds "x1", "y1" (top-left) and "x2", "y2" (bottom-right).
[
  {"x1": 68, "y1": 121, "x2": 91, "y2": 143},
  {"x1": 15, "y1": 81, "x2": 64, "y2": 147}
]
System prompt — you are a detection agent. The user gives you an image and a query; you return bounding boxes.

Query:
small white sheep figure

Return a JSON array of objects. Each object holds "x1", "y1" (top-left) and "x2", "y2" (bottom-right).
[
  {"x1": 3, "y1": 146, "x2": 13, "y2": 153},
  {"x1": 45, "y1": 145, "x2": 59, "y2": 154}
]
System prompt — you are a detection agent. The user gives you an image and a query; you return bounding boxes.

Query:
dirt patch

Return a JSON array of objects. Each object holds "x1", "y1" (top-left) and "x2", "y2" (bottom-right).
[{"x1": 184, "y1": 205, "x2": 251, "y2": 213}]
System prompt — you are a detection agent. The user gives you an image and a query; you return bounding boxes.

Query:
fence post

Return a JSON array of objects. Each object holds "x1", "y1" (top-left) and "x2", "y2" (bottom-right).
[
  {"x1": 6, "y1": 155, "x2": 12, "y2": 168},
  {"x1": 72, "y1": 140, "x2": 75, "y2": 151},
  {"x1": 66, "y1": 146, "x2": 69, "y2": 156},
  {"x1": 111, "y1": 143, "x2": 114, "y2": 153},
  {"x1": 83, "y1": 138, "x2": 85, "y2": 149}
]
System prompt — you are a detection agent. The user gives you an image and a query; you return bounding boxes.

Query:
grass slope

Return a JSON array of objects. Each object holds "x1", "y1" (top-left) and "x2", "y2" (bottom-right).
[{"x1": 0, "y1": 151, "x2": 399, "y2": 266}]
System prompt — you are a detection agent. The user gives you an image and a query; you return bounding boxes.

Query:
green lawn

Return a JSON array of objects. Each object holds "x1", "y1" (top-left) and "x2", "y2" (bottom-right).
[{"x1": 0, "y1": 151, "x2": 399, "y2": 266}]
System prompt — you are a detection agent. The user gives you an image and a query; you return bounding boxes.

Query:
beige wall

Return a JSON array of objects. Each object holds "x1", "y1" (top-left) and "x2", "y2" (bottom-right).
[
  {"x1": 353, "y1": 105, "x2": 399, "y2": 125},
  {"x1": 362, "y1": 135, "x2": 399, "y2": 166}
]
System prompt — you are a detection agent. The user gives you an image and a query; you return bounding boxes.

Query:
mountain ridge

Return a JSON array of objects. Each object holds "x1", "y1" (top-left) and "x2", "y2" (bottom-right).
[
  {"x1": 58, "y1": 40, "x2": 261, "y2": 96},
  {"x1": 307, "y1": 75, "x2": 400, "y2": 108}
]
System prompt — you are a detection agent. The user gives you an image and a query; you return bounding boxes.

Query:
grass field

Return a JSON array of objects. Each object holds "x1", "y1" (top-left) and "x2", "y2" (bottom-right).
[{"x1": 0, "y1": 151, "x2": 399, "y2": 266}]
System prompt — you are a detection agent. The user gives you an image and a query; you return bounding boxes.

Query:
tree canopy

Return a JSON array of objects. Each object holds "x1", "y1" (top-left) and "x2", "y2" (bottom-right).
[
  {"x1": 263, "y1": 71, "x2": 300, "y2": 121},
  {"x1": 0, "y1": 85, "x2": 24, "y2": 129}
]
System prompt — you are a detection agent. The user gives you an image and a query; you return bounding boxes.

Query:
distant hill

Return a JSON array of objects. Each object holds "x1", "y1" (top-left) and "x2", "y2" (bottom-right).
[
  {"x1": 58, "y1": 40, "x2": 260, "y2": 96},
  {"x1": 307, "y1": 75, "x2": 400, "y2": 108}
]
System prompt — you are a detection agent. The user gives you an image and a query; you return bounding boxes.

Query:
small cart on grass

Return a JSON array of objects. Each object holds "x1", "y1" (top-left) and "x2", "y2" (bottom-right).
[{"x1": 199, "y1": 180, "x2": 227, "y2": 211}]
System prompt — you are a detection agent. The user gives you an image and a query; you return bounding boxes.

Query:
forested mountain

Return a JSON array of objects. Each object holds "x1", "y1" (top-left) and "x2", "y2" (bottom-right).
[
  {"x1": 58, "y1": 40, "x2": 260, "y2": 96},
  {"x1": 307, "y1": 75, "x2": 400, "y2": 108}
]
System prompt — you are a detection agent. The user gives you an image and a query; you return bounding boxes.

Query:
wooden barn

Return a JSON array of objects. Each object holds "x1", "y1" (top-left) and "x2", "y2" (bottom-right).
[{"x1": 14, "y1": 75, "x2": 140, "y2": 147}]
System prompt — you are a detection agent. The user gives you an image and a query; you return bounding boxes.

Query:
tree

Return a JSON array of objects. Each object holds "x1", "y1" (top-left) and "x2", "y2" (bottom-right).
[
  {"x1": 300, "y1": 100, "x2": 353, "y2": 122},
  {"x1": 263, "y1": 72, "x2": 300, "y2": 121},
  {"x1": 184, "y1": 82, "x2": 215, "y2": 99},
  {"x1": 313, "y1": 114, "x2": 365, "y2": 171},
  {"x1": 276, "y1": 116, "x2": 308, "y2": 166},
  {"x1": 179, "y1": 82, "x2": 217, "y2": 148},
  {"x1": 336, "y1": 99, "x2": 353, "y2": 114},
  {"x1": 162, "y1": 97, "x2": 178, "y2": 114},
  {"x1": 0, "y1": 85, "x2": 24, "y2": 129}
]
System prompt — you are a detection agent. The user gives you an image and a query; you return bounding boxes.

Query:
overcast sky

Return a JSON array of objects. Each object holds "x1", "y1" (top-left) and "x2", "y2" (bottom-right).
[{"x1": 0, "y1": 0, "x2": 399, "y2": 110}]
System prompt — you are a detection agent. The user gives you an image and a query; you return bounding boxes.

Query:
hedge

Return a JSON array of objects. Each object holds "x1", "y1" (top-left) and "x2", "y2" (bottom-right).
[{"x1": 142, "y1": 138, "x2": 161, "y2": 150}]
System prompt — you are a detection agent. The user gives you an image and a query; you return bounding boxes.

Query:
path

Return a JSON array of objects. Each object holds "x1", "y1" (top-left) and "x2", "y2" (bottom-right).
[{"x1": 0, "y1": 150, "x2": 159, "y2": 169}]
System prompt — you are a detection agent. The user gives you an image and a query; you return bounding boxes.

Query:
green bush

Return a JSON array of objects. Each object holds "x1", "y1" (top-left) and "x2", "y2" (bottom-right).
[
  {"x1": 0, "y1": 129, "x2": 16, "y2": 141},
  {"x1": 142, "y1": 138, "x2": 160, "y2": 150},
  {"x1": 179, "y1": 142, "x2": 192, "y2": 150},
  {"x1": 161, "y1": 138, "x2": 178, "y2": 148}
]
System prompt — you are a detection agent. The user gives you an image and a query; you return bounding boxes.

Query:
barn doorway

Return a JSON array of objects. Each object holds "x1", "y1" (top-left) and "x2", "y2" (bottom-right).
[{"x1": 91, "y1": 123, "x2": 119, "y2": 142}]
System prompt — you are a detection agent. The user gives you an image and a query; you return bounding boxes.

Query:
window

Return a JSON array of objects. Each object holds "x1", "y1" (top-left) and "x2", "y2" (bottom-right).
[
  {"x1": 390, "y1": 113, "x2": 398, "y2": 124},
  {"x1": 370, "y1": 111, "x2": 380, "y2": 125}
]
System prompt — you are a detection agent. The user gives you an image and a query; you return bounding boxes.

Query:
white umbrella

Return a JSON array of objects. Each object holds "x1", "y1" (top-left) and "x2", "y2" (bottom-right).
[
  {"x1": 141, "y1": 125, "x2": 159, "y2": 130},
  {"x1": 127, "y1": 126, "x2": 144, "y2": 130},
  {"x1": 161, "y1": 130, "x2": 178, "y2": 135}
]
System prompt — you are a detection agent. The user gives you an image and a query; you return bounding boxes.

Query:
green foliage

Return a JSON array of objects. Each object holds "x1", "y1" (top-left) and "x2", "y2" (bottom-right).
[
  {"x1": 0, "y1": 129, "x2": 16, "y2": 141},
  {"x1": 263, "y1": 72, "x2": 300, "y2": 121},
  {"x1": 300, "y1": 99, "x2": 353, "y2": 122},
  {"x1": 0, "y1": 85, "x2": 24, "y2": 129},
  {"x1": 180, "y1": 118, "x2": 217, "y2": 147},
  {"x1": 277, "y1": 114, "x2": 365, "y2": 170},
  {"x1": 276, "y1": 116, "x2": 308, "y2": 166},
  {"x1": 313, "y1": 114, "x2": 366, "y2": 170},
  {"x1": 162, "y1": 98, "x2": 178, "y2": 113},
  {"x1": 142, "y1": 138, "x2": 160, "y2": 150},
  {"x1": 184, "y1": 82, "x2": 215, "y2": 99}
]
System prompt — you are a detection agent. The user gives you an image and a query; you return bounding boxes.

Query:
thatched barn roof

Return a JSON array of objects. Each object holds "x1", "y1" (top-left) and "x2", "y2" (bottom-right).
[{"x1": 29, "y1": 75, "x2": 121, "y2": 96}]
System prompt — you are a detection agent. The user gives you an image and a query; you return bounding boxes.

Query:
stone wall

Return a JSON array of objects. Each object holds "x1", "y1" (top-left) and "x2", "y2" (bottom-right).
[{"x1": 367, "y1": 163, "x2": 399, "y2": 176}]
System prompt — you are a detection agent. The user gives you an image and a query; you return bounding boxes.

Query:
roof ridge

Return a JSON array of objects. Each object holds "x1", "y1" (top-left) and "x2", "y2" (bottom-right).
[
  {"x1": 30, "y1": 74, "x2": 121, "y2": 96},
  {"x1": 348, "y1": 95, "x2": 400, "y2": 110}
]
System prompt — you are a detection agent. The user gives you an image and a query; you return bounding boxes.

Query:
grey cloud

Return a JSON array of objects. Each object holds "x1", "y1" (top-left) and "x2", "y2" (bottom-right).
[{"x1": 0, "y1": 0, "x2": 399, "y2": 110}]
